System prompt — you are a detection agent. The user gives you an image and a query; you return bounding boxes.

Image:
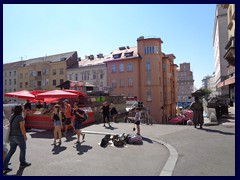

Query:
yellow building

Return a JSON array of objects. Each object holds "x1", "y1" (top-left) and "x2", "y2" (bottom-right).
[{"x1": 17, "y1": 51, "x2": 78, "y2": 91}]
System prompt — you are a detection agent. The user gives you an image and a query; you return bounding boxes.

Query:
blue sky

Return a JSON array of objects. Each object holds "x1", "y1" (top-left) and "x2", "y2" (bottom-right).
[{"x1": 3, "y1": 4, "x2": 216, "y2": 89}]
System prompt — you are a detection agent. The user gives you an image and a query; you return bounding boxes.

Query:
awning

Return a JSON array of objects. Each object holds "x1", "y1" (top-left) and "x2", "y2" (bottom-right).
[{"x1": 217, "y1": 76, "x2": 235, "y2": 88}]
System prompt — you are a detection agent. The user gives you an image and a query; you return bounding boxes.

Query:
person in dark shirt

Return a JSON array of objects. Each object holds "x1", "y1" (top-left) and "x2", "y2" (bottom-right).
[
  {"x1": 109, "y1": 103, "x2": 118, "y2": 123},
  {"x1": 36, "y1": 101, "x2": 43, "y2": 109},
  {"x1": 73, "y1": 103, "x2": 85, "y2": 144},
  {"x1": 3, "y1": 105, "x2": 31, "y2": 174},
  {"x1": 24, "y1": 100, "x2": 31, "y2": 110},
  {"x1": 102, "y1": 101, "x2": 110, "y2": 127}
]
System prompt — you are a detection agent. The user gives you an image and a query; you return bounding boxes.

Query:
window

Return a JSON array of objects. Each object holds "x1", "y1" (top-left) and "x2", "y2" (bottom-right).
[
  {"x1": 14, "y1": 79, "x2": 16, "y2": 85},
  {"x1": 127, "y1": 63, "x2": 133, "y2": 71},
  {"x1": 37, "y1": 71, "x2": 41, "y2": 77},
  {"x1": 128, "y1": 78, "x2": 133, "y2": 87},
  {"x1": 52, "y1": 80, "x2": 56, "y2": 86},
  {"x1": 144, "y1": 46, "x2": 159, "y2": 54},
  {"x1": 113, "y1": 53, "x2": 122, "y2": 59},
  {"x1": 112, "y1": 65, "x2": 116, "y2": 73},
  {"x1": 60, "y1": 68, "x2": 64, "y2": 75},
  {"x1": 25, "y1": 72, "x2": 28, "y2": 78},
  {"x1": 120, "y1": 79, "x2": 125, "y2": 87},
  {"x1": 75, "y1": 73, "x2": 78, "y2": 81},
  {"x1": 9, "y1": 79, "x2": 11, "y2": 85},
  {"x1": 14, "y1": 89, "x2": 16, "y2": 92},
  {"x1": 5, "y1": 80, "x2": 7, "y2": 85},
  {"x1": 5, "y1": 89, "x2": 7, "y2": 93},
  {"x1": 52, "y1": 69, "x2": 56, "y2": 75},
  {"x1": 100, "y1": 73, "x2": 103, "y2": 79},
  {"x1": 14, "y1": 71, "x2": 16, "y2": 76},
  {"x1": 147, "y1": 89, "x2": 152, "y2": 101},
  {"x1": 93, "y1": 72, "x2": 97, "y2": 79},
  {"x1": 25, "y1": 82, "x2": 28, "y2": 88},
  {"x1": 163, "y1": 64, "x2": 166, "y2": 72},
  {"x1": 5, "y1": 72, "x2": 7, "y2": 77},
  {"x1": 119, "y1": 64, "x2": 124, "y2": 72},
  {"x1": 124, "y1": 52, "x2": 133, "y2": 57},
  {"x1": 60, "y1": 79, "x2": 64, "y2": 84},
  {"x1": 20, "y1": 82, "x2": 23, "y2": 88},
  {"x1": 20, "y1": 73, "x2": 23, "y2": 79},
  {"x1": 112, "y1": 80, "x2": 117, "y2": 88},
  {"x1": 9, "y1": 72, "x2": 11, "y2": 76},
  {"x1": 37, "y1": 81, "x2": 41, "y2": 87},
  {"x1": 146, "y1": 61, "x2": 151, "y2": 71},
  {"x1": 30, "y1": 80, "x2": 35, "y2": 87}
]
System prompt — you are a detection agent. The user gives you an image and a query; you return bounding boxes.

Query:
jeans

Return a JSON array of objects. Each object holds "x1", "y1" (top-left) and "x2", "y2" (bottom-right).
[{"x1": 3, "y1": 136, "x2": 26, "y2": 168}]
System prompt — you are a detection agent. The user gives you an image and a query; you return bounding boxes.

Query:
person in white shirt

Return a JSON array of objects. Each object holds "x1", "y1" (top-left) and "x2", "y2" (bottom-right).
[{"x1": 126, "y1": 108, "x2": 142, "y2": 136}]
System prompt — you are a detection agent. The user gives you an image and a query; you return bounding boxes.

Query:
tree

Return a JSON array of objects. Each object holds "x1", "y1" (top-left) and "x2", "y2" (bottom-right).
[{"x1": 198, "y1": 88, "x2": 212, "y2": 98}]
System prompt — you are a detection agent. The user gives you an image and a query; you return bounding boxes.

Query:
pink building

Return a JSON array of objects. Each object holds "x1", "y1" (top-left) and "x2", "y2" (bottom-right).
[{"x1": 104, "y1": 36, "x2": 178, "y2": 123}]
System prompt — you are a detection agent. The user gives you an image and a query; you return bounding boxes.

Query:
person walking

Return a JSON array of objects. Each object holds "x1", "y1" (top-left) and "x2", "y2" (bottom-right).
[
  {"x1": 125, "y1": 108, "x2": 142, "y2": 135},
  {"x1": 63, "y1": 99, "x2": 74, "y2": 135},
  {"x1": 73, "y1": 103, "x2": 85, "y2": 144},
  {"x1": 190, "y1": 96, "x2": 204, "y2": 129},
  {"x1": 3, "y1": 105, "x2": 31, "y2": 174},
  {"x1": 102, "y1": 102, "x2": 110, "y2": 127},
  {"x1": 51, "y1": 105, "x2": 63, "y2": 145},
  {"x1": 109, "y1": 103, "x2": 118, "y2": 123}
]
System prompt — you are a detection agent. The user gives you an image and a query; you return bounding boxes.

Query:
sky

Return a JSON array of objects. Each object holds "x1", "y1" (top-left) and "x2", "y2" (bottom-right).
[{"x1": 3, "y1": 4, "x2": 216, "y2": 89}]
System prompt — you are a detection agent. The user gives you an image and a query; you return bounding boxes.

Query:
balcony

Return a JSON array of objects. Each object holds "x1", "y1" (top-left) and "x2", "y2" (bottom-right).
[
  {"x1": 224, "y1": 37, "x2": 235, "y2": 66},
  {"x1": 35, "y1": 75, "x2": 42, "y2": 80}
]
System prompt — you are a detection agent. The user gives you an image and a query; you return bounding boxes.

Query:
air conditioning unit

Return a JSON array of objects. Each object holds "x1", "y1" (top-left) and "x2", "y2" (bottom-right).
[{"x1": 119, "y1": 46, "x2": 126, "y2": 50}]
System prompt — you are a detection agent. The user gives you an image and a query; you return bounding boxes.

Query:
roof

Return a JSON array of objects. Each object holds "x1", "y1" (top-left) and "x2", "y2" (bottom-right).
[
  {"x1": 103, "y1": 46, "x2": 140, "y2": 63},
  {"x1": 22, "y1": 51, "x2": 77, "y2": 66},
  {"x1": 3, "y1": 60, "x2": 27, "y2": 70},
  {"x1": 78, "y1": 55, "x2": 108, "y2": 67}
]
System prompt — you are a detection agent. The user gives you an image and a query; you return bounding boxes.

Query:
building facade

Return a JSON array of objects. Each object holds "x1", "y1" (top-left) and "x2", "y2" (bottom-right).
[
  {"x1": 3, "y1": 61, "x2": 27, "y2": 103},
  {"x1": 202, "y1": 75, "x2": 211, "y2": 89},
  {"x1": 177, "y1": 63, "x2": 194, "y2": 103},
  {"x1": 213, "y1": 4, "x2": 229, "y2": 96},
  {"x1": 67, "y1": 54, "x2": 108, "y2": 92},
  {"x1": 220, "y1": 4, "x2": 235, "y2": 106},
  {"x1": 104, "y1": 36, "x2": 178, "y2": 123}
]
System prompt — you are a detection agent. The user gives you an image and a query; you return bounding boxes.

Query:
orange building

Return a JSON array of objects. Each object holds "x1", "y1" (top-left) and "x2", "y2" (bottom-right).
[{"x1": 104, "y1": 36, "x2": 178, "y2": 123}]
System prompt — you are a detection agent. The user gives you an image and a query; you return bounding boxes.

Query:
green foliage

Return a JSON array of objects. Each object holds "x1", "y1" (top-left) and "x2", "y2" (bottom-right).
[{"x1": 198, "y1": 88, "x2": 212, "y2": 97}]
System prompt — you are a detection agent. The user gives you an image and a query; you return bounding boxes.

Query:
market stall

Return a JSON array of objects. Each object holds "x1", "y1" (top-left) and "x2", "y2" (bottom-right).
[{"x1": 5, "y1": 90, "x2": 95, "y2": 130}]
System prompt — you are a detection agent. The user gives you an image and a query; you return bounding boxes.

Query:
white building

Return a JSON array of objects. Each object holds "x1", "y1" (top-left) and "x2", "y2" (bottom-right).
[
  {"x1": 213, "y1": 4, "x2": 229, "y2": 96},
  {"x1": 67, "y1": 54, "x2": 108, "y2": 91}
]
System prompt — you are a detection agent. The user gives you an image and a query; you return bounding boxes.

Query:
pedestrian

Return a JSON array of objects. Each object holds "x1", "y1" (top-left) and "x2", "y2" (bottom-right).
[
  {"x1": 42, "y1": 102, "x2": 48, "y2": 109},
  {"x1": 24, "y1": 99, "x2": 31, "y2": 110},
  {"x1": 125, "y1": 108, "x2": 142, "y2": 135},
  {"x1": 73, "y1": 102, "x2": 85, "y2": 144},
  {"x1": 190, "y1": 96, "x2": 204, "y2": 129},
  {"x1": 51, "y1": 104, "x2": 63, "y2": 145},
  {"x1": 63, "y1": 99, "x2": 75, "y2": 135},
  {"x1": 36, "y1": 101, "x2": 43, "y2": 109},
  {"x1": 102, "y1": 101, "x2": 110, "y2": 127},
  {"x1": 109, "y1": 103, "x2": 118, "y2": 123},
  {"x1": 3, "y1": 105, "x2": 31, "y2": 174}
]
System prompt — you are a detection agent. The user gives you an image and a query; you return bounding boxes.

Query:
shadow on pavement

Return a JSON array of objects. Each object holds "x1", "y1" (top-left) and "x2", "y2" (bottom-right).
[
  {"x1": 142, "y1": 137, "x2": 153, "y2": 144},
  {"x1": 51, "y1": 144, "x2": 67, "y2": 154},
  {"x1": 104, "y1": 124, "x2": 118, "y2": 130},
  {"x1": 199, "y1": 128, "x2": 235, "y2": 135},
  {"x1": 29, "y1": 130, "x2": 53, "y2": 139},
  {"x1": 74, "y1": 143, "x2": 93, "y2": 155},
  {"x1": 3, "y1": 166, "x2": 26, "y2": 176},
  {"x1": 64, "y1": 133, "x2": 77, "y2": 142}
]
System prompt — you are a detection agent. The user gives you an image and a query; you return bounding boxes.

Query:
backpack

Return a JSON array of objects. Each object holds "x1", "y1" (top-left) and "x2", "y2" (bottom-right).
[
  {"x1": 126, "y1": 134, "x2": 143, "y2": 145},
  {"x1": 100, "y1": 134, "x2": 111, "y2": 147},
  {"x1": 83, "y1": 111, "x2": 88, "y2": 121},
  {"x1": 61, "y1": 112, "x2": 66, "y2": 122}
]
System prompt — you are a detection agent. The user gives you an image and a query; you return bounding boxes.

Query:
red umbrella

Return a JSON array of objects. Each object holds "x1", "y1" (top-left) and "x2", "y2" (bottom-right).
[
  {"x1": 5, "y1": 90, "x2": 35, "y2": 99},
  {"x1": 29, "y1": 98, "x2": 60, "y2": 103},
  {"x1": 30, "y1": 90, "x2": 47, "y2": 95},
  {"x1": 36, "y1": 90, "x2": 78, "y2": 99},
  {"x1": 64, "y1": 90, "x2": 87, "y2": 97}
]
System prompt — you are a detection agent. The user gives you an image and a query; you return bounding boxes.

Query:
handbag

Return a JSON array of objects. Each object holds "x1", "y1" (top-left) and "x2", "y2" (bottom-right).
[{"x1": 3, "y1": 124, "x2": 10, "y2": 144}]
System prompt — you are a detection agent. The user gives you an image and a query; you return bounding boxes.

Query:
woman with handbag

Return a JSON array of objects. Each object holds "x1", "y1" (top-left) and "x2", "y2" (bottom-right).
[{"x1": 3, "y1": 105, "x2": 31, "y2": 174}]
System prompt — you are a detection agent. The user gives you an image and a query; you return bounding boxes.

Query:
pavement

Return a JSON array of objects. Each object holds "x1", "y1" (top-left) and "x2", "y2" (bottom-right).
[{"x1": 3, "y1": 107, "x2": 235, "y2": 176}]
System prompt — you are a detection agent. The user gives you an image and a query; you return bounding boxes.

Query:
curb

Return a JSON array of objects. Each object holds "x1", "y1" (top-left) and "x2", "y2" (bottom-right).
[{"x1": 82, "y1": 130, "x2": 178, "y2": 176}]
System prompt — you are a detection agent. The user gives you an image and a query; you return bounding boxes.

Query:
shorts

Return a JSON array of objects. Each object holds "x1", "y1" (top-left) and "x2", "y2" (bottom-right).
[
  {"x1": 54, "y1": 121, "x2": 61, "y2": 127},
  {"x1": 65, "y1": 118, "x2": 71, "y2": 125},
  {"x1": 75, "y1": 120, "x2": 82, "y2": 130},
  {"x1": 135, "y1": 121, "x2": 140, "y2": 125}
]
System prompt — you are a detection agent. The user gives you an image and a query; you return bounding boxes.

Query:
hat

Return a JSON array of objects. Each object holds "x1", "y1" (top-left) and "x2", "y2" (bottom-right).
[{"x1": 63, "y1": 99, "x2": 68, "y2": 103}]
